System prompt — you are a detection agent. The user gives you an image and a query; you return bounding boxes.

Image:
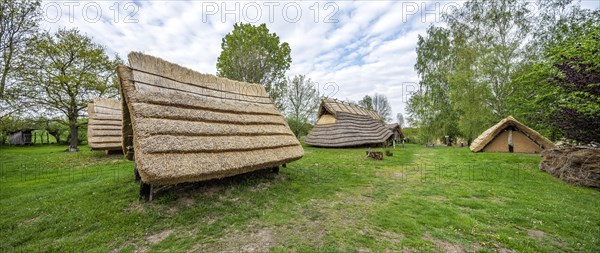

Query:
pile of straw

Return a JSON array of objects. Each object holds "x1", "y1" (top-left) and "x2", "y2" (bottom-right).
[{"x1": 540, "y1": 147, "x2": 600, "y2": 188}]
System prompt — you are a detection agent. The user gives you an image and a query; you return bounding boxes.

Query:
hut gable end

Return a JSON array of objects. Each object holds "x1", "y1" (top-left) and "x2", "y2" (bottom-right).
[{"x1": 469, "y1": 116, "x2": 556, "y2": 153}]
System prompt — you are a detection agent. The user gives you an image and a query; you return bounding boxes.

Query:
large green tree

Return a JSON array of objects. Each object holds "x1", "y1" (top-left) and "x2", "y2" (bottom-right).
[
  {"x1": 216, "y1": 23, "x2": 291, "y2": 110},
  {"x1": 408, "y1": 0, "x2": 590, "y2": 143},
  {"x1": 20, "y1": 28, "x2": 121, "y2": 151},
  {"x1": 0, "y1": 0, "x2": 41, "y2": 121},
  {"x1": 409, "y1": 26, "x2": 460, "y2": 143}
]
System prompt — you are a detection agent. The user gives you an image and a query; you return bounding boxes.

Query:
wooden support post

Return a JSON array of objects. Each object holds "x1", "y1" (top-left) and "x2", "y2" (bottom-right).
[
  {"x1": 140, "y1": 181, "x2": 153, "y2": 201},
  {"x1": 134, "y1": 164, "x2": 141, "y2": 181}
]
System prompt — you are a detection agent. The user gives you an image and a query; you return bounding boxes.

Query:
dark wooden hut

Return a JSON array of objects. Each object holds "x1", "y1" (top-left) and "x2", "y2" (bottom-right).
[{"x1": 9, "y1": 129, "x2": 34, "y2": 145}]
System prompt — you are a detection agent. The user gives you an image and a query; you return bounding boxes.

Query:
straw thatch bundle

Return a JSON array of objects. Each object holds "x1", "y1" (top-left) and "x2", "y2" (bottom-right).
[
  {"x1": 305, "y1": 99, "x2": 393, "y2": 147},
  {"x1": 470, "y1": 116, "x2": 555, "y2": 153},
  {"x1": 87, "y1": 98, "x2": 122, "y2": 151},
  {"x1": 117, "y1": 52, "x2": 303, "y2": 185},
  {"x1": 540, "y1": 147, "x2": 600, "y2": 188}
]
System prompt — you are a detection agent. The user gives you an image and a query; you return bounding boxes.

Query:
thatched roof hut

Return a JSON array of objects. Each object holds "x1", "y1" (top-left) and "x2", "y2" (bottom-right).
[
  {"x1": 87, "y1": 98, "x2": 122, "y2": 151},
  {"x1": 470, "y1": 116, "x2": 555, "y2": 153},
  {"x1": 386, "y1": 123, "x2": 404, "y2": 141},
  {"x1": 304, "y1": 99, "x2": 393, "y2": 147},
  {"x1": 117, "y1": 52, "x2": 303, "y2": 185}
]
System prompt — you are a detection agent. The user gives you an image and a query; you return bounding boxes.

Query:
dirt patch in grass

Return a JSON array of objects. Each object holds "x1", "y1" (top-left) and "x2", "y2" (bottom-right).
[
  {"x1": 146, "y1": 229, "x2": 173, "y2": 244},
  {"x1": 131, "y1": 229, "x2": 174, "y2": 253},
  {"x1": 194, "y1": 226, "x2": 277, "y2": 253},
  {"x1": 423, "y1": 232, "x2": 465, "y2": 253},
  {"x1": 123, "y1": 202, "x2": 145, "y2": 213},
  {"x1": 201, "y1": 185, "x2": 222, "y2": 196},
  {"x1": 527, "y1": 229, "x2": 546, "y2": 240},
  {"x1": 178, "y1": 196, "x2": 195, "y2": 207}
]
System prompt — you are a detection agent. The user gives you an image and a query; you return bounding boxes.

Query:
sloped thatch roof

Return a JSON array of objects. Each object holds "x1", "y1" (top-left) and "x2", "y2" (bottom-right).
[
  {"x1": 470, "y1": 116, "x2": 555, "y2": 152},
  {"x1": 305, "y1": 99, "x2": 392, "y2": 147},
  {"x1": 117, "y1": 52, "x2": 303, "y2": 185},
  {"x1": 87, "y1": 98, "x2": 122, "y2": 151},
  {"x1": 319, "y1": 98, "x2": 381, "y2": 120}
]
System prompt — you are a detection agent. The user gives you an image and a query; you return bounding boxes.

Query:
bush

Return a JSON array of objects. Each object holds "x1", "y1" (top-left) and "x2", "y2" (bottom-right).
[{"x1": 385, "y1": 150, "x2": 393, "y2": 157}]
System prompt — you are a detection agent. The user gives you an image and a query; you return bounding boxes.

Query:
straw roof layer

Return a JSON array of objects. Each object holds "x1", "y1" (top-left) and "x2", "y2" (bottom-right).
[
  {"x1": 319, "y1": 98, "x2": 381, "y2": 120},
  {"x1": 87, "y1": 98, "x2": 122, "y2": 151},
  {"x1": 117, "y1": 52, "x2": 303, "y2": 185},
  {"x1": 470, "y1": 116, "x2": 556, "y2": 152},
  {"x1": 305, "y1": 99, "x2": 393, "y2": 147}
]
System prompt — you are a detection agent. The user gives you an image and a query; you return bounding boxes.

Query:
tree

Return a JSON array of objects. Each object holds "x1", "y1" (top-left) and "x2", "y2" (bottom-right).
[
  {"x1": 358, "y1": 95, "x2": 373, "y2": 110},
  {"x1": 410, "y1": 0, "x2": 585, "y2": 143},
  {"x1": 0, "y1": 0, "x2": 41, "y2": 126},
  {"x1": 372, "y1": 93, "x2": 392, "y2": 123},
  {"x1": 216, "y1": 23, "x2": 291, "y2": 110},
  {"x1": 409, "y1": 26, "x2": 460, "y2": 142},
  {"x1": 285, "y1": 74, "x2": 319, "y2": 123},
  {"x1": 284, "y1": 74, "x2": 319, "y2": 138},
  {"x1": 20, "y1": 28, "x2": 121, "y2": 151},
  {"x1": 0, "y1": 0, "x2": 40, "y2": 100},
  {"x1": 546, "y1": 14, "x2": 600, "y2": 143},
  {"x1": 396, "y1": 113, "x2": 404, "y2": 128},
  {"x1": 507, "y1": 9, "x2": 599, "y2": 142}
]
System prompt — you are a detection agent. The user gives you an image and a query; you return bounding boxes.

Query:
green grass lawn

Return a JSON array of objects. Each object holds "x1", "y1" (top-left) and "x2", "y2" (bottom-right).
[{"x1": 1, "y1": 144, "x2": 598, "y2": 252}]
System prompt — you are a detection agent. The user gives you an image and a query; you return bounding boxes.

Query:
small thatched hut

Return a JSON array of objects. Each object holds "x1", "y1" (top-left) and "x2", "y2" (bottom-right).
[
  {"x1": 87, "y1": 98, "x2": 123, "y2": 152},
  {"x1": 8, "y1": 129, "x2": 33, "y2": 145},
  {"x1": 386, "y1": 123, "x2": 404, "y2": 142},
  {"x1": 470, "y1": 116, "x2": 555, "y2": 153},
  {"x1": 304, "y1": 99, "x2": 393, "y2": 147},
  {"x1": 117, "y1": 52, "x2": 303, "y2": 190}
]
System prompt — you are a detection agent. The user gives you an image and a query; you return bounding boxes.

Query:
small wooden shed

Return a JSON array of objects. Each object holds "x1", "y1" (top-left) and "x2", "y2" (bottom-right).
[
  {"x1": 117, "y1": 52, "x2": 303, "y2": 199},
  {"x1": 9, "y1": 129, "x2": 34, "y2": 145},
  {"x1": 470, "y1": 116, "x2": 555, "y2": 153},
  {"x1": 304, "y1": 99, "x2": 393, "y2": 147},
  {"x1": 87, "y1": 98, "x2": 123, "y2": 152}
]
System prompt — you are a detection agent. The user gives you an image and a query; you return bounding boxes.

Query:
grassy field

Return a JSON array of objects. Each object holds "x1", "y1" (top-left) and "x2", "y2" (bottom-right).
[{"x1": 1, "y1": 144, "x2": 598, "y2": 252}]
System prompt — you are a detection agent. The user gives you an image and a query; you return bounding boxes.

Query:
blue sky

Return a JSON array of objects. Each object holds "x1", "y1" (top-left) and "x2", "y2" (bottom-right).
[{"x1": 41, "y1": 0, "x2": 600, "y2": 119}]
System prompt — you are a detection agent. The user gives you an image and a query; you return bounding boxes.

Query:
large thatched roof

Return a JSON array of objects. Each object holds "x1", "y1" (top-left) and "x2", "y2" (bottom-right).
[
  {"x1": 87, "y1": 98, "x2": 122, "y2": 151},
  {"x1": 117, "y1": 52, "x2": 303, "y2": 185},
  {"x1": 305, "y1": 99, "x2": 392, "y2": 147},
  {"x1": 470, "y1": 116, "x2": 555, "y2": 152}
]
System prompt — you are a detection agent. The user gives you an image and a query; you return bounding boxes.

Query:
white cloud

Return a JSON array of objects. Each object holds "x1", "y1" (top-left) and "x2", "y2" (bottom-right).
[{"x1": 40, "y1": 0, "x2": 600, "y2": 119}]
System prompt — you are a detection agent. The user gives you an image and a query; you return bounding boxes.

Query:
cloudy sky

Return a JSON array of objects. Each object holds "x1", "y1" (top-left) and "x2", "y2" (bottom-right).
[{"x1": 40, "y1": 0, "x2": 600, "y2": 118}]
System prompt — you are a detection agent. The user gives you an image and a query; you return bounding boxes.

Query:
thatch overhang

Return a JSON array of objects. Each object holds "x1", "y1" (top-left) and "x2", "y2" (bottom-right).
[
  {"x1": 87, "y1": 98, "x2": 123, "y2": 151},
  {"x1": 470, "y1": 116, "x2": 556, "y2": 153},
  {"x1": 117, "y1": 52, "x2": 303, "y2": 185},
  {"x1": 305, "y1": 99, "x2": 393, "y2": 147}
]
